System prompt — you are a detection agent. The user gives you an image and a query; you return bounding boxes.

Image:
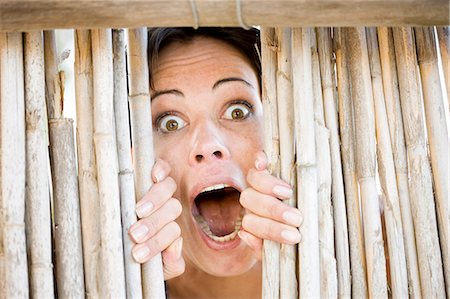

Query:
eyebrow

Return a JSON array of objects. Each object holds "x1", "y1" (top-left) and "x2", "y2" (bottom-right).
[
  {"x1": 151, "y1": 77, "x2": 254, "y2": 101},
  {"x1": 151, "y1": 89, "x2": 184, "y2": 101},
  {"x1": 212, "y1": 77, "x2": 254, "y2": 90}
]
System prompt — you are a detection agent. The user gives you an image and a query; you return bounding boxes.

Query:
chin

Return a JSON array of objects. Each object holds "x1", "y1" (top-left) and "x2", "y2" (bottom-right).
[{"x1": 187, "y1": 239, "x2": 258, "y2": 277}]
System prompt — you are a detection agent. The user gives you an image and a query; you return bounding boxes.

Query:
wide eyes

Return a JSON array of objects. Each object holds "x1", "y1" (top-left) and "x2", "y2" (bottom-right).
[
  {"x1": 156, "y1": 102, "x2": 251, "y2": 133},
  {"x1": 158, "y1": 115, "x2": 186, "y2": 133},
  {"x1": 223, "y1": 103, "x2": 250, "y2": 120}
]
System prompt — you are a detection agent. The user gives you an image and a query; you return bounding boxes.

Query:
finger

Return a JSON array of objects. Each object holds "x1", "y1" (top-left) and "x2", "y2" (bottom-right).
[
  {"x1": 162, "y1": 237, "x2": 186, "y2": 280},
  {"x1": 246, "y1": 168, "x2": 293, "y2": 200},
  {"x1": 254, "y1": 151, "x2": 268, "y2": 171},
  {"x1": 240, "y1": 188, "x2": 302, "y2": 227},
  {"x1": 238, "y1": 230, "x2": 262, "y2": 260},
  {"x1": 136, "y1": 176, "x2": 177, "y2": 218},
  {"x1": 129, "y1": 198, "x2": 182, "y2": 243},
  {"x1": 242, "y1": 213, "x2": 301, "y2": 245},
  {"x1": 132, "y1": 221, "x2": 181, "y2": 263},
  {"x1": 152, "y1": 158, "x2": 171, "y2": 183}
]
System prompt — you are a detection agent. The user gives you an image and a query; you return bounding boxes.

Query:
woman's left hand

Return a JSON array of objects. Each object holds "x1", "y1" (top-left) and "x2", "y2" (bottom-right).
[{"x1": 239, "y1": 152, "x2": 302, "y2": 260}]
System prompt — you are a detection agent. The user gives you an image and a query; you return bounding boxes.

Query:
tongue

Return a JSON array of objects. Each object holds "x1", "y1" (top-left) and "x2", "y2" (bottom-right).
[{"x1": 197, "y1": 189, "x2": 242, "y2": 237}]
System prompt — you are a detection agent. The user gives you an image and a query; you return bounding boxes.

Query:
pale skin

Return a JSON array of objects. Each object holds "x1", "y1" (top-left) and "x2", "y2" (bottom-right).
[{"x1": 128, "y1": 36, "x2": 303, "y2": 298}]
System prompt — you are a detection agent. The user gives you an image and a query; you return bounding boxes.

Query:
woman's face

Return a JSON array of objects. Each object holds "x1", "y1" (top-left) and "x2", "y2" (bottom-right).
[{"x1": 151, "y1": 37, "x2": 264, "y2": 276}]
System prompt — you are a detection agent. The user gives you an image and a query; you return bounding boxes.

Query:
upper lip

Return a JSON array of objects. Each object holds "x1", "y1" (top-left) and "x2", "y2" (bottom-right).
[{"x1": 189, "y1": 176, "x2": 243, "y2": 206}]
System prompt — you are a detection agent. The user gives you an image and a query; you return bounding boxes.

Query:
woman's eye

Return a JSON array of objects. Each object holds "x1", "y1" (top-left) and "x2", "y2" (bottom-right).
[
  {"x1": 158, "y1": 115, "x2": 186, "y2": 133},
  {"x1": 223, "y1": 103, "x2": 250, "y2": 120}
]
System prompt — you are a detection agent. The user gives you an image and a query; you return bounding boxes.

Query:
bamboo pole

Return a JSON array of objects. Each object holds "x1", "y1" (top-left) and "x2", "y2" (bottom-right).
[
  {"x1": 436, "y1": 27, "x2": 449, "y2": 111},
  {"x1": 0, "y1": 31, "x2": 29, "y2": 299},
  {"x1": 274, "y1": 27, "x2": 298, "y2": 299},
  {"x1": 74, "y1": 29, "x2": 101, "y2": 299},
  {"x1": 366, "y1": 27, "x2": 409, "y2": 298},
  {"x1": 24, "y1": 31, "x2": 54, "y2": 299},
  {"x1": 112, "y1": 28, "x2": 143, "y2": 299},
  {"x1": 377, "y1": 27, "x2": 422, "y2": 298},
  {"x1": 414, "y1": 26, "x2": 449, "y2": 296},
  {"x1": 91, "y1": 28, "x2": 126, "y2": 298},
  {"x1": 45, "y1": 28, "x2": 85, "y2": 298},
  {"x1": 317, "y1": 27, "x2": 351, "y2": 299},
  {"x1": 344, "y1": 27, "x2": 388, "y2": 298},
  {"x1": 127, "y1": 27, "x2": 166, "y2": 299},
  {"x1": 1, "y1": 0, "x2": 448, "y2": 31},
  {"x1": 49, "y1": 119, "x2": 85, "y2": 298},
  {"x1": 333, "y1": 28, "x2": 368, "y2": 299},
  {"x1": 260, "y1": 26, "x2": 281, "y2": 299},
  {"x1": 43, "y1": 31, "x2": 62, "y2": 119},
  {"x1": 392, "y1": 27, "x2": 446, "y2": 298},
  {"x1": 291, "y1": 27, "x2": 320, "y2": 299},
  {"x1": 311, "y1": 28, "x2": 337, "y2": 299}
]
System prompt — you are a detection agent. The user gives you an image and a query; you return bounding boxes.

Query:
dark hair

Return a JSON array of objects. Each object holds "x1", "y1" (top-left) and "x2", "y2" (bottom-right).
[{"x1": 147, "y1": 27, "x2": 261, "y2": 88}]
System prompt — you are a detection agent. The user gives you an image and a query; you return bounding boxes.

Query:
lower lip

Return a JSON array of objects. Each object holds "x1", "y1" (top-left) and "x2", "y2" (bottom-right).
[{"x1": 193, "y1": 218, "x2": 242, "y2": 251}]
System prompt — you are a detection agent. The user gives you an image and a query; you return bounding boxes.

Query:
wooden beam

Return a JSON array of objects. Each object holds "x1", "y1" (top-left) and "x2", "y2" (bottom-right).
[{"x1": 1, "y1": 0, "x2": 448, "y2": 31}]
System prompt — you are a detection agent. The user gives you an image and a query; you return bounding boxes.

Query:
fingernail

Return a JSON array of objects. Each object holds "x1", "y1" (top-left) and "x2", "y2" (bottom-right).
[
  {"x1": 155, "y1": 168, "x2": 166, "y2": 183},
  {"x1": 131, "y1": 224, "x2": 149, "y2": 242},
  {"x1": 281, "y1": 230, "x2": 301, "y2": 243},
  {"x1": 273, "y1": 185, "x2": 293, "y2": 199},
  {"x1": 133, "y1": 246, "x2": 150, "y2": 262},
  {"x1": 255, "y1": 159, "x2": 263, "y2": 171},
  {"x1": 282, "y1": 210, "x2": 302, "y2": 227},
  {"x1": 175, "y1": 238, "x2": 183, "y2": 259},
  {"x1": 136, "y1": 201, "x2": 154, "y2": 218}
]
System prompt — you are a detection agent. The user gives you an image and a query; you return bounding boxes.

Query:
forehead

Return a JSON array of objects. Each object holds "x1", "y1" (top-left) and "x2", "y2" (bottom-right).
[{"x1": 151, "y1": 37, "x2": 258, "y2": 90}]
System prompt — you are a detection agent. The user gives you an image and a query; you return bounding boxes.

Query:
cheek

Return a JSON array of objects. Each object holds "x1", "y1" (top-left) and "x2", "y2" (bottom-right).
[{"x1": 154, "y1": 135, "x2": 186, "y2": 193}]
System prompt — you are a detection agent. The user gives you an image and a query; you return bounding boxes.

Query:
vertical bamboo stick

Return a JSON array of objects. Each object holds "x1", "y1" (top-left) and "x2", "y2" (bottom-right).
[
  {"x1": 260, "y1": 26, "x2": 281, "y2": 299},
  {"x1": 0, "y1": 31, "x2": 29, "y2": 299},
  {"x1": 311, "y1": 28, "x2": 337, "y2": 299},
  {"x1": 44, "y1": 31, "x2": 62, "y2": 119},
  {"x1": 24, "y1": 31, "x2": 54, "y2": 299},
  {"x1": 49, "y1": 119, "x2": 85, "y2": 298},
  {"x1": 414, "y1": 26, "x2": 449, "y2": 296},
  {"x1": 393, "y1": 27, "x2": 446, "y2": 298},
  {"x1": 45, "y1": 29, "x2": 85, "y2": 298},
  {"x1": 274, "y1": 27, "x2": 298, "y2": 299},
  {"x1": 334, "y1": 28, "x2": 368, "y2": 298},
  {"x1": 113, "y1": 28, "x2": 143, "y2": 298},
  {"x1": 317, "y1": 27, "x2": 351, "y2": 299},
  {"x1": 74, "y1": 29, "x2": 101, "y2": 299},
  {"x1": 127, "y1": 27, "x2": 165, "y2": 299},
  {"x1": 366, "y1": 27, "x2": 409, "y2": 298},
  {"x1": 377, "y1": 27, "x2": 422, "y2": 298},
  {"x1": 344, "y1": 27, "x2": 388, "y2": 299},
  {"x1": 291, "y1": 27, "x2": 320, "y2": 299},
  {"x1": 436, "y1": 27, "x2": 449, "y2": 109},
  {"x1": 91, "y1": 28, "x2": 126, "y2": 298}
]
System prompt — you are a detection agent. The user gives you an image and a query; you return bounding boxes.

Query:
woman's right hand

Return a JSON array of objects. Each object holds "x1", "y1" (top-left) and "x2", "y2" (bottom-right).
[{"x1": 128, "y1": 159, "x2": 185, "y2": 280}]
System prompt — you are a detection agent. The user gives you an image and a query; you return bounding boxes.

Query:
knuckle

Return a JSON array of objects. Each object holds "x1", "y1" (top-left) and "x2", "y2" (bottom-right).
[
  {"x1": 170, "y1": 222, "x2": 182, "y2": 238},
  {"x1": 144, "y1": 216, "x2": 160, "y2": 236},
  {"x1": 241, "y1": 214, "x2": 253, "y2": 231},
  {"x1": 266, "y1": 222, "x2": 279, "y2": 239},
  {"x1": 239, "y1": 189, "x2": 251, "y2": 206},
  {"x1": 168, "y1": 198, "x2": 182, "y2": 217},
  {"x1": 246, "y1": 168, "x2": 256, "y2": 182},
  {"x1": 269, "y1": 201, "x2": 281, "y2": 219},
  {"x1": 165, "y1": 176, "x2": 177, "y2": 191}
]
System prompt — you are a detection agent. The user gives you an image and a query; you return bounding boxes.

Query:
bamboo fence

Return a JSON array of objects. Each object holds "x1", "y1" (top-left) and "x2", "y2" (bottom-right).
[{"x1": 0, "y1": 16, "x2": 448, "y2": 299}]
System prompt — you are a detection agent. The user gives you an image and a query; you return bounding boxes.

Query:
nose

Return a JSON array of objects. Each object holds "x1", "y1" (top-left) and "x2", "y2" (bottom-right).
[{"x1": 189, "y1": 121, "x2": 231, "y2": 165}]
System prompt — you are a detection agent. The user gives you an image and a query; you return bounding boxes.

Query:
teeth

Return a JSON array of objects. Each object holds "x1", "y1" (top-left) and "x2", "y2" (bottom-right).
[
  {"x1": 200, "y1": 184, "x2": 230, "y2": 194},
  {"x1": 194, "y1": 214, "x2": 242, "y2": 243}
]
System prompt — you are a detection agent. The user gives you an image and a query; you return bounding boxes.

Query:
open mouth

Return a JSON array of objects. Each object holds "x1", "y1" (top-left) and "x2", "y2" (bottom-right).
[{"x1": 192, "y1": 184, "x2": 243, "y2": 243}]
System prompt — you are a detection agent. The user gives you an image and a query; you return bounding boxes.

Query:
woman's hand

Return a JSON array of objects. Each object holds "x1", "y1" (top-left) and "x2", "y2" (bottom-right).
[
  {"x1": 128, "y1": 159, "x2": 185, "y2": 280},
  {"x1": 239, "y1": 152, "x2": 302, "y2": 260}
]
